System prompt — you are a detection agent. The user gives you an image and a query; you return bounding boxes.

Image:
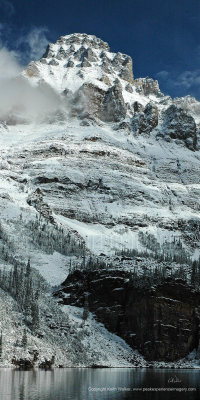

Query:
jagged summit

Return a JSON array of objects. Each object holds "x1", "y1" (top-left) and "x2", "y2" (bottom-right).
[
  {"x1": 44, "y1": 33, "x2": 111, "y2": 54},
  {"x1": 25, "y1": 32, "x2": 134, "y2": 92},
  {"x1": 15, "y1": 33, "x2": 200, "y2": 149}
]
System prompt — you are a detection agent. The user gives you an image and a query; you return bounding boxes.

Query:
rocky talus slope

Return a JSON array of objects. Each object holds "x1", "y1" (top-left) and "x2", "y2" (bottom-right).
[{"x1": 0, "y1": 33, "x2": 200, "y2": 365}]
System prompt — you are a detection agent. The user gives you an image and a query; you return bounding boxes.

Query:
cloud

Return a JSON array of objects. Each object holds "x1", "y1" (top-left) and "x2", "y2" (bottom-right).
[
  {"x1": 0, "y1": 0, "x2": 15, "y2": 16},
  {"x1": 0, "y1": 26, "x2": 65, "y2": 125},
  {"x1": 0, "y1": 46, "x2": 67, "y2": 124},
  {"x1": 0, "y1": 47, "x2": 22, "y2": 80},
  {"x1": 156, "y1": 70, "x2": 169, "y2": 80},
  {"x1": 16, "y1": 26, "x2": 49, "y2": 61},
  {"x1": 156, "y1": 69, "x2": 200, "y2": 94},
  {"x1": 174, "y1": 70, "x2": 200, "y2": 89}
]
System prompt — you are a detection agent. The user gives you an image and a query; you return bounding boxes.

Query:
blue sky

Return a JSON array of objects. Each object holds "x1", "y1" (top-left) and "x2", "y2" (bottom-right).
[{"x1": 1, "y1": 0, "x2": 200, "y2": 99}]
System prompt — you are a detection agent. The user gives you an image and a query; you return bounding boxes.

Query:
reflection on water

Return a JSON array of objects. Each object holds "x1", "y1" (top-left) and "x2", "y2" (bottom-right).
[{"x1": 0, "y1": 368, "x2": 199, "y2": 400}]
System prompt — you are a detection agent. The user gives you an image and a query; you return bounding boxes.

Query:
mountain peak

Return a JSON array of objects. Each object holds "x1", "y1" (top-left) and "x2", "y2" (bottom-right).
[
  {"x1": 42, "y1": 33, "x2": 111, "y2": 61},
  {"x1": 20, "y1": 33, "x2": 199, "y2": 150}
]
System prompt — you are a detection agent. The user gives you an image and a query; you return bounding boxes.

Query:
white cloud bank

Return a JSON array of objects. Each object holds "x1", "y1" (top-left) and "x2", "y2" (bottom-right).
[{"x1": 0, "y1": 44, "x2": 67, "y2": 125}]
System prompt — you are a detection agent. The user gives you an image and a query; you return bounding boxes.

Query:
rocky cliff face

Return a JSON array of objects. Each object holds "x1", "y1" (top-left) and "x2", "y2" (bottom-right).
[
  {"x1": 56, "y1": 269, "x2": 200, "y2": 362},
  {"x1": 21, "y1": 33, "x2": 198, "y2": 149}
]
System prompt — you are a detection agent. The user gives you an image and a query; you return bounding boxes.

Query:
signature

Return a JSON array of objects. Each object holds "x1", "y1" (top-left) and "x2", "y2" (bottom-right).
[{"x1": 168, "y1": 375, "x2": 182, "y2": 384}]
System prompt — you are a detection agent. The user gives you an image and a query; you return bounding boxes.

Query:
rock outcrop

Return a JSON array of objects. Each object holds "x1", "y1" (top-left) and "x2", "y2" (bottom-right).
[
  {"x1": 133, "y1": 77, "x2": 163, "y2": 97},
  {"x1": 72, "y1": 82, "x2": 127, "y2": 122},
  {"x1": 132, "y1": 102, "x2": 158, "y2": 135},
  {"x1": 56, "y1": 269, "x2": 200, "y2": 362},
  {"x1": 19, "y1": 33, "x2": 200, "y2": 151},
  {"x1": 162, "y1": 105, "x2": 197, "y2": 150}
]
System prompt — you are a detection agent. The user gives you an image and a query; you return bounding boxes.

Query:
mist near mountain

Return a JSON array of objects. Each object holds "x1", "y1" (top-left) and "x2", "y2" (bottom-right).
[{"x1": 0, "y1": 47, "x2": 66, "y2": 124}]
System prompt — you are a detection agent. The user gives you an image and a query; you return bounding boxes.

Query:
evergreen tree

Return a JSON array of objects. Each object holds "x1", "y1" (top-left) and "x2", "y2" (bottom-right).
[
  {"x1": 31, "y1": 301, "x2": 40, "y2": 332},
  {"x1": 24, "y1": 278, "x2": 33, "y2": 315},
  {"x1": 82, "y1": 295, "x2": 89, "y2": 322},
  {"x1": 26, "y1": 259, "x2": 31, "y2": 278},
  {"x1": 22, "y1": 328, "x2": 27, "y2": 348},
  {"x1": 0, "y1": 331, "x2": 2, "y2": 359},
  {"x1": 191, "y1": 263, "x2": 197, "y2": 287}
]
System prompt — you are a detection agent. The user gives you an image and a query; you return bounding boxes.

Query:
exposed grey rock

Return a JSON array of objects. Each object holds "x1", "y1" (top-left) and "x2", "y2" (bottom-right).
[
  {"x1": 102, "y1": 83, "x2": 127, "y2": 122},
  {"x1": 132, "y1": 102, "x2": 158, "y2": 135},
  {"x1": 115, "y1": 121, "x2": 131, "y2": 131},
  {"x1": 80, "y1": 119, "x2": 91, "y2": 126},
  {"x1": 72, "y1": 82, "x2": 126, "y2": 123},
  {"x1": 101, "y1": 61, "x2": 111, "y2": 74},
  {"x1": 71, "y1": 83, "x2": 104, "y2": 120},
  {"x1": 69, "y1": 44, "x2": 75, "y2": 52},
  {"x1": 26, "y1": 62, "x2": 40, "y2": 77},
  {"x1": 144, "y1": 103, "x2": 159, "y2": 131},
  {"x1": 99, "y1": 75, "x2": 111, "y2": 85},
  {"x1": 42, "y1": 44, "x2": 54, "y2": 59},
  {"x1": 49, "y1": 59, "x2": 59, "y2": 66},
  {"x1": 77, "y1": 70, "x2": 84, "y2": 78},
  {"x1": 125, "y1": 83, "x2": 133, "y2": 93},
  {"x1": 74, "y1": 46, "x2": 86, "y2": 61},
  {"x1": 133, "y1": 101, "x2": 144, "y2": 113},
  {"x1": 120, "y1": 56, "x2": 134, "y2": 83},
  {"x1": 65, "y1": 59, "x2": 74, "y2": 68},
  {"x1": 40, "y1": 58, "x2": 48, "y2": 65},
  {"x1": 112, "y1": 52, "x2": 124, "y2": 68},
  {"x1": 119, "y1": 67, "x2": 133, "y2": 83},
  {"x1": 81, "y1": 48, "x2": 97, "y2": 62},
  {"x1": 162, "y1": 105, "x2": 197, "y2": 150},
  {"x1": 56, "y1": 47, "x2": 68, "y2": 60},
  {"x1": 81, "y1": 59, "x2": 91, "y2": 68},
  {"x1": 63, "y1": 33, "x2": 110, "y2": 52},
  {"x1": 134, "y1": 77, "x2": 163, "y2": 97}
]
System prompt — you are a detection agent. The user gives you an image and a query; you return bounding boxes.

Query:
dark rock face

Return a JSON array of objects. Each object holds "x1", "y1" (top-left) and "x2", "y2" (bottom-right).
[
  {"x1": 56, "y1": 270, "x2": 200, "y2": 362},
  {"x1": 132, "y1": 102, "x2": 158, "y2": 135},
  {"x1": 162, "y1": 105, "x2": 197, "y2": 150},
  {"x1": 103, "y1": 83, "x2": 127, "y2": 122}
]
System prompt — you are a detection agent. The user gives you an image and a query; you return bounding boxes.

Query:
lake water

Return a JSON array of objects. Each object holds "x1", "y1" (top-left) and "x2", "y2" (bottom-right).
[{"x1": 0, "y1": 368, "x2": 199, "y2": 400}]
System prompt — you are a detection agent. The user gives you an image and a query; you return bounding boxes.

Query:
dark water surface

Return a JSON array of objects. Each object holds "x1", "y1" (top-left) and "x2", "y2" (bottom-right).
[{"x1": 0, "y1": 368, "x2": 199, "y2": 400}]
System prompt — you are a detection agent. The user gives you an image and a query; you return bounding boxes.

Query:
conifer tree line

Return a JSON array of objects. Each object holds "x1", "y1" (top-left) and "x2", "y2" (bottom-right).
[
  {"x1": 0, "y1": 259, "x2": 40, "y2": 332},
  {"x1": 71, "y1": 245, "x2": 200, "y2": 290},
  {"x1": 25, "y1": 216, "x2": 85, "y2": 256}
]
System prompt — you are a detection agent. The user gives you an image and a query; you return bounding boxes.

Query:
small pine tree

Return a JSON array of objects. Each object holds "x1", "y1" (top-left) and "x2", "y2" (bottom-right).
[
  {"x1": 191, "y1": 263, "x2": 197, "y2": 287},
  {"x1": 24, "y1": 278, "x2": 33, "y2": 315},
  {"x1": 0, "y1": 331, "x2": 2, "y2": 359},
  {"x1": 82, "y1": 295, "x2": 89, "y2": 322},
  {"x1": 22, "y1": 328, "x2": 27, "y2": 348},
  {"x1": 31, "y1": 301, "x2": 40, "y2": 332},
  {"x1": 26, "y1": 259, "x2": 31, "y2": 278}
]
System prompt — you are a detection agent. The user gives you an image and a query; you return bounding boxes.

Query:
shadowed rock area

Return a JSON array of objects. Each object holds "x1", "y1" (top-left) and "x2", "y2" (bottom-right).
[{"x1": 56, "y1": 269, "x2": 200, "y2": 362}]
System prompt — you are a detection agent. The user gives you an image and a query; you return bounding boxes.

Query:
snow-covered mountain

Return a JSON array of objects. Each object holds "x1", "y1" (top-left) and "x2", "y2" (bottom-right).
[{"x1": 1, "y1": 33, "x2": 200, "y2": 367}]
